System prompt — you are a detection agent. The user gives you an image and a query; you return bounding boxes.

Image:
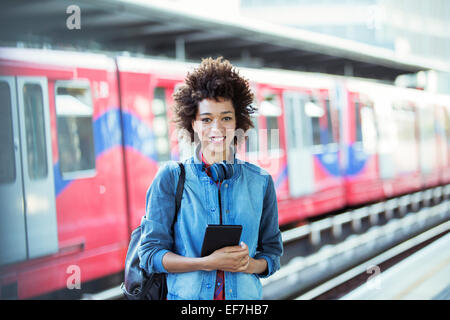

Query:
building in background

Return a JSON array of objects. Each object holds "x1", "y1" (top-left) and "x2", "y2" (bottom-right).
[{"x1": 240, "y1": 0, "x2": 450, "y2": 94}]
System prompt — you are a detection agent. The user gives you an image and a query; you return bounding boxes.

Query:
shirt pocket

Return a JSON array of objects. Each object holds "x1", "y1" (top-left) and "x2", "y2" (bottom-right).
[{"x1": 235, "y1": 272, "x2": 262, "y2": 300}]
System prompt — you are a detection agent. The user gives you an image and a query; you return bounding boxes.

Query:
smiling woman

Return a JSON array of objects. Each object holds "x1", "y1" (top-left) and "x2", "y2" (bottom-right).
[{"x1": 138, "y1": 56, "x2": 283, "y2": 300}]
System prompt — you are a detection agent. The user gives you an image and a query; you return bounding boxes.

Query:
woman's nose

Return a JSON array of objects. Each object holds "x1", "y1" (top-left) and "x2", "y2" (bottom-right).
[{"x1": 210, "y1": 118, "x2": 222, "y2": 129}]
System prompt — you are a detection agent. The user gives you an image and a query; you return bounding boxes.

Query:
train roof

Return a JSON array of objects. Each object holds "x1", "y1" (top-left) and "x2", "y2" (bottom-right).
[
  {"x1": 2, "y1": 46, "x2": 450, "y2": 106},
  {"x1": 0, "y1": 47, "x2": 116, "y2": 71},
  {"x1": 116, "y1": 54, "x2": 338, "y2": 89}
]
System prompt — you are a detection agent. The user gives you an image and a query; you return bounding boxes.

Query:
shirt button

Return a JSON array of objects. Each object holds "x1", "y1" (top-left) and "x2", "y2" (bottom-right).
[
  {"x1": 210, "y1": 208, "x2": 216, "y2": 212},
  {"x1": 210, "y1": 181, "x2": 214, "y2": 185},
  {"x1": 226, "y1": 210, "x2": 230, "y2": 214},
  {"x1": 206, "y1": 284, "x2": 211, "y2": 289},
  {"x1": 229, "y1": 289, "x2": 232, "y2": 293},
  {"x1": 224, "y1": 183, "x2": 228, "y2": 188}
]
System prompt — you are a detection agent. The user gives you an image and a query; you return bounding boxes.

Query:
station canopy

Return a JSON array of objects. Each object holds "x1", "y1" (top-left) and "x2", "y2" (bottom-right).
[{"x1": 1, "y1": 0, "x2": 448, "y2": 81}]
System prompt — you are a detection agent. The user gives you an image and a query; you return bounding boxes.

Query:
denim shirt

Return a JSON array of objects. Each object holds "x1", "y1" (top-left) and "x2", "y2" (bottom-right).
[{"x1": 138, "y1": 150, "x2": 283, "y2": 300}]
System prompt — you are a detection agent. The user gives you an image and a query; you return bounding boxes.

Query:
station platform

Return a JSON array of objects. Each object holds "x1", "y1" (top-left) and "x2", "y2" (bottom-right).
[{"x1": 341, "y1": 231, "x2": 450, "y2": 300}]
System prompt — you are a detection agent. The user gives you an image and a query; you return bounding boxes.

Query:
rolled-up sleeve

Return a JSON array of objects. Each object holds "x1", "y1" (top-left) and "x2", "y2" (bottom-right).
[
  {"x1": 138, "y1": 162, "x2": 178, "y2": 274},
  {"x1": 254, "y1": 174, "x2": 283, "y2": 278}
]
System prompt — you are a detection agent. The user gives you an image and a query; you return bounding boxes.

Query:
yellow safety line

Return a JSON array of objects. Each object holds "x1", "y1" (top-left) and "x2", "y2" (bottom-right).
[{"x1": 393, "y1": 256, "x2": 450, "y2": 300}]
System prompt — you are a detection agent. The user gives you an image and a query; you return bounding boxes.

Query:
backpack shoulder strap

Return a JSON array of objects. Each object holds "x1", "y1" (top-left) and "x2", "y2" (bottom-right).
[{"x1": 172, "y1": 162, "x2": 185, "y2": 229}]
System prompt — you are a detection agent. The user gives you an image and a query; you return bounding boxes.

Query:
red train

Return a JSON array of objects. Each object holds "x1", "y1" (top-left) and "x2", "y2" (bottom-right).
[{"x1": 0, "y1": 47, "x2": 449, "y2": 299}]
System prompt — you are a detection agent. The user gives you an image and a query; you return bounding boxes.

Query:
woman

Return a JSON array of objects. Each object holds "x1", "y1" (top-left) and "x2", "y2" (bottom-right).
[{"x1": 138, "y1": 57, "x2": 283, "y2": 300}]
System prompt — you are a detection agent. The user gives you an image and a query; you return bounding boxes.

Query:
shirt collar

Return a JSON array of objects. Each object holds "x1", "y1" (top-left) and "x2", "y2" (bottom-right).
[{"x1": 201, "y1": 152, "x2": 210, "y2": 168}]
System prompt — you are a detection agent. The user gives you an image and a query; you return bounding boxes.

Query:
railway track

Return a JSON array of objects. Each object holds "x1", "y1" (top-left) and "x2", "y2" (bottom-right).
[
  {"x1": 262, "y1": 185, "x2": 450, "y2": 299},
  {"x1": 295, "y1": 220, "x2": 449, "y2": 300},
  {"x1": 82, "y1": 184, "x2": 450, "y2": 300}
]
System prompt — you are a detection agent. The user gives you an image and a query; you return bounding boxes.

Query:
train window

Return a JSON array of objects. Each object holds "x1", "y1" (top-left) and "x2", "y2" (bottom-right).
[
  {"x1": 55, "y1": 81, "x2": 95, "y2": 178},
  {"x1": 266, "y1": 115, "x2": 279, "y2": 150},
  {"x1": 324, "y1": 98, "x2": 335, "y2": 144},
  {"x1": 0, "y1": 81, "x2": 16, "y2": 183},
  {"x1": 246, "y1": 114, "x2": 259, "y2": 153},
  {"x1": 445, "y1": 109, "x2": 450, "y2": 146},
  {"x1": 152, "y1": 87, "x2": 170, "y2": 162},
  {"x1": 305, "y1": 96, "x2": 324, "y2": 146},
  {"x1": 354, "y1": 100, "x2": 363, "y2": 143},
  {"x1": 23, "y1": 83, "x2": 48, "y2": 180},
  {"x1": 419, "y1": 108, "x2": 435, "y2": 141},
  {"x1": 395, "y1": 107, "x2": 416, "y2": 140},
  {"x1": 283, "y1": 94, "x2": 299, "y2": 150},
  {"x1": 360, "y1": 105, "x2": 377, "y2": 153},
  {"x1": 419, "y1": 106, "x2": 437, "y2": 170},
  {"x1": 393, "y1": 103, "x2": 418, "y2": 172},
  {"x1": 355, "y1": 98, "x2": 377, "y2": 151},
  {"x1": 260, "y1": 93, "x2": 281, "y2": 151}
]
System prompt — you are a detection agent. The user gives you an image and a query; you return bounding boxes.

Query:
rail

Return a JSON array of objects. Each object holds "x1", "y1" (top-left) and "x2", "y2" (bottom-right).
[{"x1": 262, "y1": 185, "x2": 450, "y2": 299}]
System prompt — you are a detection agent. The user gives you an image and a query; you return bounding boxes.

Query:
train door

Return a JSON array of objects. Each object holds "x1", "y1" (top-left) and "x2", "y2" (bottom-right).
[
  {"x1": 392, "y1": 102, "x2": 419, "y2": 175},
  {"x1": 375, "y1": 95, "x2": 396, "y2": 181},
  {"x1": 444, "y1": 106, "x2": 450, "y2": 183},
  {"x1": 283, "y1": 91, "x2": 315, "y2": 197},
  {"x1": 418, "y1": 104, "x2": 438, "y2": 185},
  {"x1": 0, "y1": 77, "x2": 27, "y2": 265},
  {"x1": 313, "y1": 90, "x2": 341, "y2": 187},
  {"x1": 0, "y1": 76, "x2": 58, "y2": 266},
  {"x1": 435, "y1": 106, "x2": 446, "y2": 170},
  {"x1": 436, "y1": 105, "x2": 450, "y2": 183},
  {"x1": 353, "y1": 95, "x2": 378, "y2": 175}
]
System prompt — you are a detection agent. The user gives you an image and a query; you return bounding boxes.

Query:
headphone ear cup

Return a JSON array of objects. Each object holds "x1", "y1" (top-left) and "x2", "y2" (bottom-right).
[
  {"x1": 209, "y1": 162, "x2": 234, "y2": 182},
  {"x1": 210, "y1": 163, "x2": 225, "y2": 183},
  {"x1": 224, "y1": 163, "x2": 234, "y2": 180}
]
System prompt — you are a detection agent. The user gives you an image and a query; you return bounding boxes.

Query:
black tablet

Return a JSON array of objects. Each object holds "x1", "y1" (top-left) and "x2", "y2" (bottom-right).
[{"x1": 200, "y1": 224, "x2": 243, "y2": 257}]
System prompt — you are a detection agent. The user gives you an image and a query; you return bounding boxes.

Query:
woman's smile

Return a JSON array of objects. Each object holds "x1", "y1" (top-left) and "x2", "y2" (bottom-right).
[{"x1": 209, "y1": 136, "x2": 225, "y2": 143}]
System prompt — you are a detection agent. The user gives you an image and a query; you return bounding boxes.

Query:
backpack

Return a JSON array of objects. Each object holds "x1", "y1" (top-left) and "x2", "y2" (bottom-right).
[{"x1": 120, "y1": 162, "x2": 185, "y2": 300}]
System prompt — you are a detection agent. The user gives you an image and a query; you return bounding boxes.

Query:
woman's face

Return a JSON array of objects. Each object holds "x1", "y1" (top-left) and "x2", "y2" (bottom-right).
[{"x1": 192, "y1": 97, "x2": 236, "y2": 154}]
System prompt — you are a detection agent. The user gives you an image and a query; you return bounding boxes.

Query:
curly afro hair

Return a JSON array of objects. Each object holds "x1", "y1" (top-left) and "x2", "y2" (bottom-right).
[{"x1": 172, "y1": 57, "x2": 257, "y2": 146}]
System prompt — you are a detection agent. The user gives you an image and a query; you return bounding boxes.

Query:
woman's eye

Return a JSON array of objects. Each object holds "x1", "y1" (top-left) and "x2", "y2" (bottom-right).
[
  {"x1": 201, "y1": 118, "x2": 211, "y2": 123},
  {"x1": 223, "y1": 117, "x2": 232, "y2": 121}
]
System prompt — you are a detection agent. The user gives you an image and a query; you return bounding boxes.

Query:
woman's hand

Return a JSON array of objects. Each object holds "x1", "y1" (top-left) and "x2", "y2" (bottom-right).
[
  {"x1": 202, "y1": 242, "x2": 250, "y2": 273},
  {"x1": 201, "y1": 242, "x2": 268, "y2": 275}
]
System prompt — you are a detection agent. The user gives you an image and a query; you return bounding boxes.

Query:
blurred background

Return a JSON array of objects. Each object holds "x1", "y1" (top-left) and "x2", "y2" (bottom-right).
[
  {"x1": 240, "y1": 0, "x2": 450, "y2": 93},
  {"x1": 0, "y1": 0, "x2": 449, "y2": 300}
]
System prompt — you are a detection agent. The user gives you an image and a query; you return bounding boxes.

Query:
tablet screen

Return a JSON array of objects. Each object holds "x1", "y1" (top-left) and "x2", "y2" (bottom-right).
[{"x1": 200, "y1": 224, "x2": 242, "y2": 257}]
